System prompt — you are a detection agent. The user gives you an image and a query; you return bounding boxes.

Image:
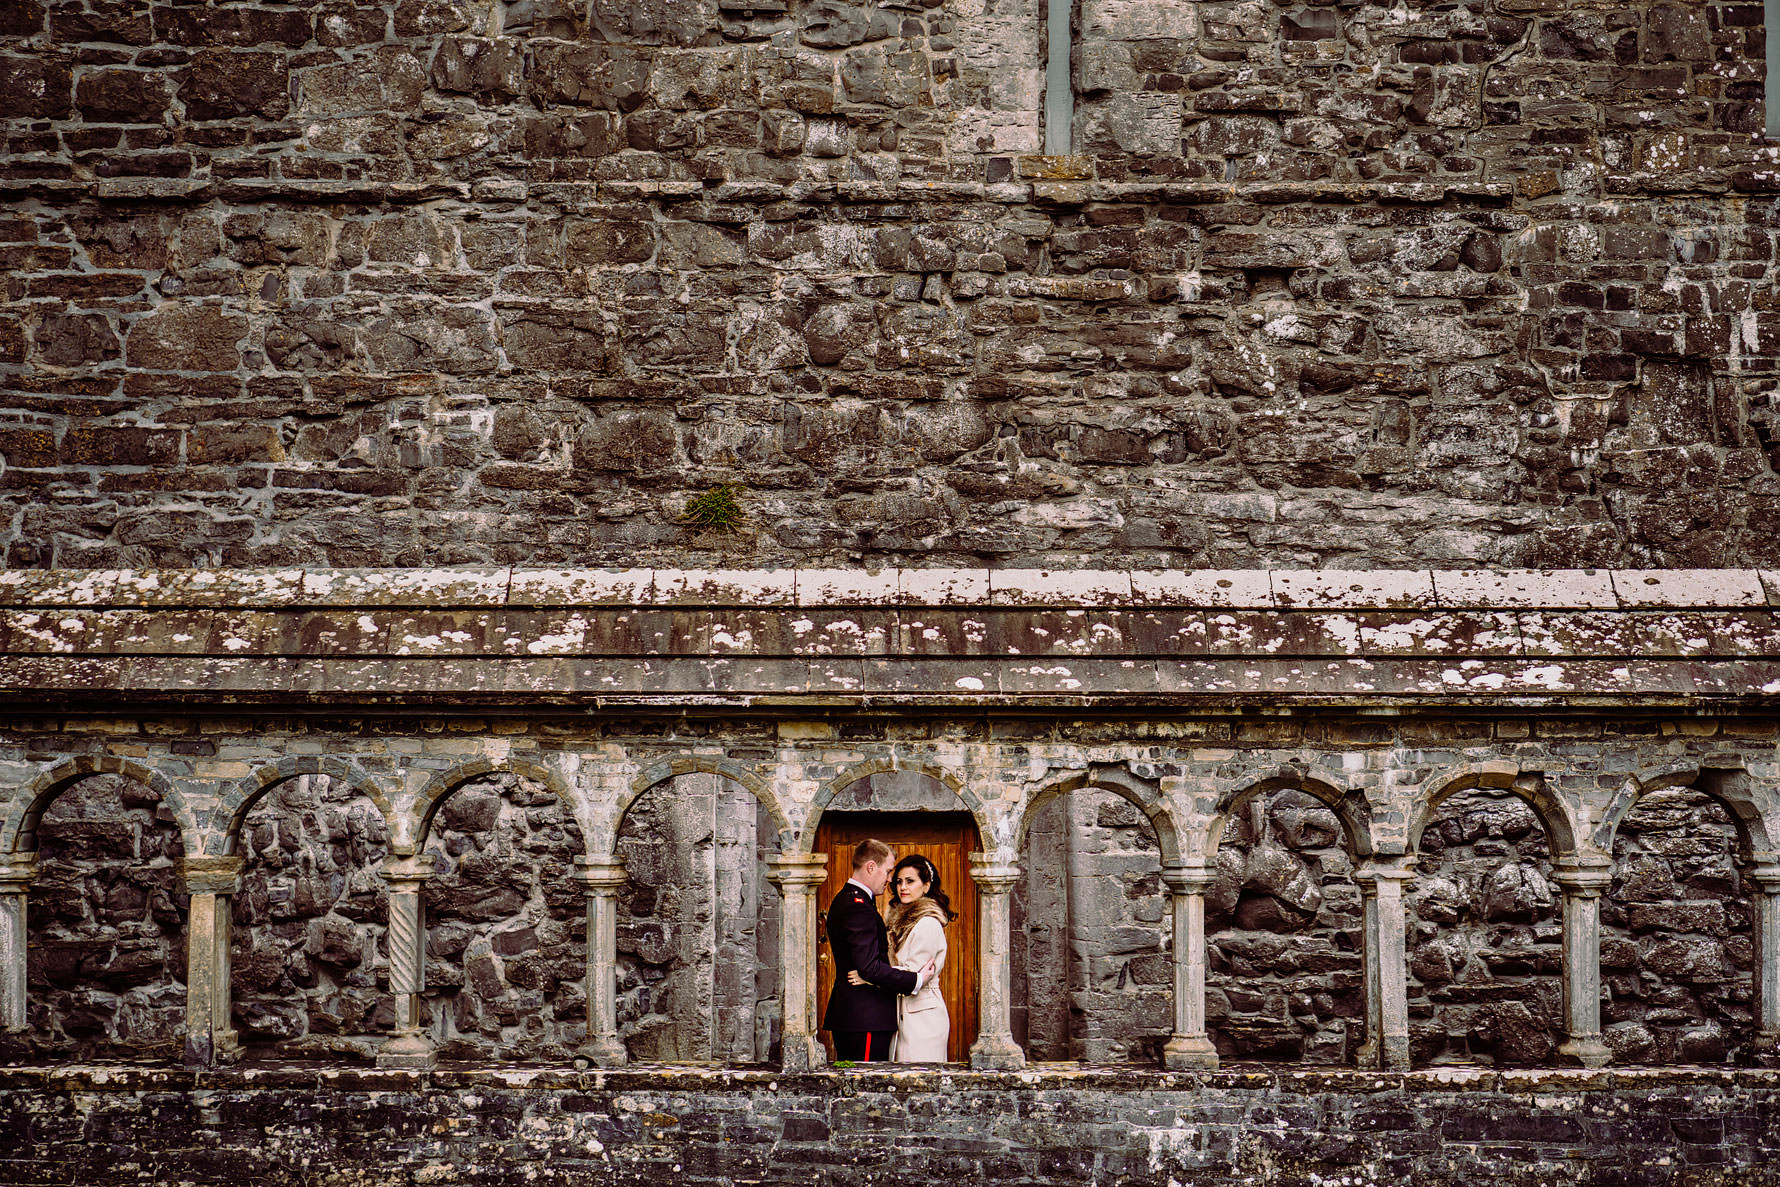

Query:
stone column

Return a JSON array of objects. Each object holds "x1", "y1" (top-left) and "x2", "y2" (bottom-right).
[
  {"x1": 1551, "y1": 856, "x2": 1613, "y2": 1068},
  {"x1": 574, "y1": 855, "x2": 629, "y2": 1068},
  {"x1": 1160, "y1": 862, "x2": 1218, "y2": 1070},
  {"x1": 969, "y1": 853, "x2": 1025, "y2": 1070},
  {"x1": 178, "y1": 855, "x2": 245, "y2": 1068},
  {"x1": 1746, "y1": 864, "x2": 1780, "y2": 1061},
  {"x1": 377, "y1": 854, "x2": 437, "y2": 1069},
  {"x1": 1353, "y1": 855, "x2": 1414, "y2": 1071},
  {"x1": 766, "y1": 853, "x2": 830, "y2": 1071},
  {"x1": 0, "y1": 854, "x2": 37, "y2": 1032}
]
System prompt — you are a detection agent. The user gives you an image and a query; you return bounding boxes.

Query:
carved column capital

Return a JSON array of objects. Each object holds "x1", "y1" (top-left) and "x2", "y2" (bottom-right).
[
  {"x1": 177, "y1": 855, "x2": 245, "y2": 896},
  {"x1": 969, "y1": 852, "x2": 1021, "y2": 892},
  {"x1": 1746, "y1": 865, "x2": 1780, "y2": 894},
  {"x1": 381, "y1": 854, "x2": 436, "y2": 891},
  {"x1": 1352, "y1": 854, "x2": 1416, "y2": 891},
  {"x1": 573, "y1": 855, "x2": 629, "y2": 894},
  {"x1": 0, "y1": 852, "x2": 38, "y2": 892},
  {"x1": 764, "y1": 853, "x2": 830, "y2": 892},
  {"x1": 1161, "y1": 862, "x2": 1215, "y2": 895},
  {"x1": 1551, "y1": 855, "x2": 1614, "y2": 897}
]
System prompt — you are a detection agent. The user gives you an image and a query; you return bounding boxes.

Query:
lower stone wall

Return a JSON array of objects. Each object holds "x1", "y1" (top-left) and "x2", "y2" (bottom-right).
[{"x1": 4, "y1": 1065, "x2": 1776, "y2": 1187}]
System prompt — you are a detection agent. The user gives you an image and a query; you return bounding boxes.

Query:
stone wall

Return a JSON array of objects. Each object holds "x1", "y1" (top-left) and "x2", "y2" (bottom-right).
[
  {"x1": 1014, "y1": 786, "x2": 1171, "y2": 1062},
  {"x1": 1207, "y1": 788, "x2": 1363, "y2": 1063},
  {"x1": 1407, "y1": 786, "x2": 1564, "y2": 1066},
  {"x1": 1604, "y1": 785, "x2": 1754, "y2": 1064},
  {"x1": 4, "y1": 1065, "x2": 1778, "y2": 1186},
  {"x1": 616, "y1": 773, "x2": 779, "y2": 1064},
  {"x1": 0, "y1": 1, "x2": 1775, "y2": 571},
  {"x1": 24, "y1": 774, "x2": 185, "y2": 1059}
]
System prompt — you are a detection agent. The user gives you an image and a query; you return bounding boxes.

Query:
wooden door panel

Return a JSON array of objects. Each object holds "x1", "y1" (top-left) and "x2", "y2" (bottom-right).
[{"x1": 813, "y1": 812, "x2": 980, "y2": 1063}]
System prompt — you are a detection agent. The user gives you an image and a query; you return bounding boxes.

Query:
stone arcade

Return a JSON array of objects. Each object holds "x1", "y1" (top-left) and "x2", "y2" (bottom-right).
[{"x1": 4, "y1": 566, "x2": 1780, "y2": 1182}]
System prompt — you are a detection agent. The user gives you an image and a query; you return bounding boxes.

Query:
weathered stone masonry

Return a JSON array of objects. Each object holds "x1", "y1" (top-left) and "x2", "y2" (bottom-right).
[
  {"x1": 1, "y1": 565, "x2": 1780, "y2": 1076},
  {"x1": 1, "y1": 0, "x2": 1778, "y2": 571}
]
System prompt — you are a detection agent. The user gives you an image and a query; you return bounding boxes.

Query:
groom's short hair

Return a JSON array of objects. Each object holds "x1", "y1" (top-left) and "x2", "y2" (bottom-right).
[{"x1": 851, "y1": 838, "x2": 893, "y2": 869}]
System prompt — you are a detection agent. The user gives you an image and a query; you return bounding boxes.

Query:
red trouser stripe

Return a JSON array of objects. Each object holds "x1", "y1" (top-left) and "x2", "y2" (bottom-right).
[{"x1": 864, "y1": 1033, "x2": 871, "y2": 1060}]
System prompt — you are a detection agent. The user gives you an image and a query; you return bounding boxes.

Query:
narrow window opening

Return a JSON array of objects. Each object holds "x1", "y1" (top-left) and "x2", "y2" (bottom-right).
[{"x1": 1044, "y1": 0, "x2": 1074, "y2": 155}]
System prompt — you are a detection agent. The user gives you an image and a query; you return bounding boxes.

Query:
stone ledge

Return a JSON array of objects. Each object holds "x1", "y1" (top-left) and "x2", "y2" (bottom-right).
[{"x1": 0, "y1": 568, "x2": 1772, "y2": 612}]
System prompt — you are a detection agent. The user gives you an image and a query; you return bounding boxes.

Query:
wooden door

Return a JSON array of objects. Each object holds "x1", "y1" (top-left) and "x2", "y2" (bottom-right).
[{"x1": 813, "y1": 812, "x2": 980, "y2": 1063}]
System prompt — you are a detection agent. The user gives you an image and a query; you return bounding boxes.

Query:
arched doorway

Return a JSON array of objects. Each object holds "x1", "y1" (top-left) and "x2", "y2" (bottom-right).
[{"x1": 812, "y1": 772, "x2": 981, "y2": 1062}]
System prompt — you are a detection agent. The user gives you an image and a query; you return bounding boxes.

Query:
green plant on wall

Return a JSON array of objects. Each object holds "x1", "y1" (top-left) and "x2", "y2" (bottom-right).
[{"x1": 681, "y1": 483, "x2": 747, "y2": 535}]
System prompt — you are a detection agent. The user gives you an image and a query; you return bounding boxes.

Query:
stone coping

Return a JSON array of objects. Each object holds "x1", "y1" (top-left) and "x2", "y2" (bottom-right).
[
  {"x1": 0, "y1": 1061, "x2": 1771, "y2": 1095},
  {"x1": 1, "y1": 567, "x2": 1774, "y2": 612}
]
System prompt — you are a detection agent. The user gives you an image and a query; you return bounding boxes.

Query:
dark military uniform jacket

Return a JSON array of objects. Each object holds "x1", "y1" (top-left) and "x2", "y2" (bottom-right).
[{"x1": 822, "y1": 879, "x2": 918, "y2": 1034}]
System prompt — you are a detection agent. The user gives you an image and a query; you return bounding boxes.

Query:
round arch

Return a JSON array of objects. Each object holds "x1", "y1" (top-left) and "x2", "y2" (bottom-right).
[
  {"x1": 1014, "y1": 765, "x2": 1182, "y2": 865},
  {"x1": 798, "y1": 756, "x2": 992, "y2": 856},
  {"x1": 622, "y1": 755, "x2": 791, "y2": 848},
  {"x1": 410, "y1": 757, "x2": 590, "y2": 853},
  {"x1": 212, "y1": 755, "x2": 398, "y2": 858},
  {"x1": 1409, "y1": 764, "x2": 1579, "y2": 860},
  {"x1": 1196, "y1": 763, "x2": 1376, "y2": 862},
  {"x1": 1596, "y1": 764, "x2": 1766, "y2": 862},
  {"x1": 2, "y1": 755, "x2": 199, "y2": 854}
]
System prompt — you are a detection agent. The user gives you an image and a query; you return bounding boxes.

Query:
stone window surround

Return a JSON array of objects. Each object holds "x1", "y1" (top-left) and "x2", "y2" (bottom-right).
[{"x1": 1, "y1": 565, "x2": 1778, "y2": 1074}]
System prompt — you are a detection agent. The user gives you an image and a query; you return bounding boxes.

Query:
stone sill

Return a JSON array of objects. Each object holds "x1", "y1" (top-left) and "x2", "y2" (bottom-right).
[
  {"x1": 3, "y1": 568, "x2": 1774, "y2": 612},
  {"x1": 2, "y1": 1061, "x2": 1774, "y2": 1096}
]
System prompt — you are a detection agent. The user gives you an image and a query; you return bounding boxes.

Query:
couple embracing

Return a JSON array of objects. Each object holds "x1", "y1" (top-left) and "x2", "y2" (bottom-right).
[{"x1": 822, "y1": 838, "x2": 954, "y2": 1063}]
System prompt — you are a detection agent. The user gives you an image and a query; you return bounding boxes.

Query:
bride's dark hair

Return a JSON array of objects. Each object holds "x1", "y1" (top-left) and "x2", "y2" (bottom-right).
[{"x1": 891, "y1": 854, "x2": 955, "y2": 922}]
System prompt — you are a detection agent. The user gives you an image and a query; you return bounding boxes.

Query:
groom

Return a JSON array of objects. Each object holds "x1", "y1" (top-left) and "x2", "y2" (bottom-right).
[{"x1": 823, "y1": 838, "x2": 931, "y2": 1062}]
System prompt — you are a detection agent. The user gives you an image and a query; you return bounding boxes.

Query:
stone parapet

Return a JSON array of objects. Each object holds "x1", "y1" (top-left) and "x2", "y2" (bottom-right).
[
  {"x1": 1, "y1": 1064, "x2": 1775, "y2": 1185},
  {"x1": 0, "y1": 568, "x2": 1775, "y2": 710}
]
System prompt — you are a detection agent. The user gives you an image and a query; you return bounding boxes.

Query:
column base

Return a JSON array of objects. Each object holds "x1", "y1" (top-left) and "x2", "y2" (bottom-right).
[
  {"x1": 779, "y1": 1034, "x2": 827, "y2": 1072},
  {"x1": 968, "y1": 1034, "x2": 1026, "y2": 1071},
  {"x1": 575, "y1": 1034, "x2": 628, "y2": 1068},
  {"x1": 183, "y1": 1028, "x2": 243, "y2": 1069},
  {"x1": 1161, "y1": 1034, "x2": 1219, "y2": 1071},
  {"x1": 1557, "y1": 1034, "x2": 1612, "y2": 1068},
  {"x1": 377, "y1": 1031, "x2": 437, "y2": 1069}
]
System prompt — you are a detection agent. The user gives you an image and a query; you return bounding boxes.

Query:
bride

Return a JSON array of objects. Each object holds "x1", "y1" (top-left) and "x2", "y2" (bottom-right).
[{"x1": 847, "y1": 854, "x2": 953, "y2": 1062}]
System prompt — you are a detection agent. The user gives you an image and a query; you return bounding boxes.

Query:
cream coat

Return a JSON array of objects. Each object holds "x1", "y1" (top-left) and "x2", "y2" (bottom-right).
[{"x1": 889, "y1": 914, "x2": 949, "y2": 1062}]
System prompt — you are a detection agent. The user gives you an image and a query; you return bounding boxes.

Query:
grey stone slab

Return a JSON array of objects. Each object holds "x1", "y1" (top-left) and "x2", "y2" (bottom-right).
[
  {"x1": 1611, "y1": 570, "x2": 1767, "y2": 609},
  {"x1": 895, "y1": 610, "x2": 999, "y2": 657},
  {"x1": 570, "y1": 610, "x2": 708, "y2": 657},
  {"x1": 707, "y1": 608, "x2": 894, "y2": 657},
  {"x1": 1763, "y1": 572, "x2": 1780, "y2": 608},
  {"x1": 1199, "y1": 612, "x2": 1368, "y2": 656},
  {"x1": 653, "y1": 570, "x2": 797, "y2": 606},
  {"x1": 705, "y1": 658, "x2": 811, "y2": 694},
  {"x1": 1129, "y1": 570, "x2": 1275, "y2": 608},
  {"x1": 1356, "y1": 613, "x2": 1523, "y2": 656},
  {"x1": 386, "y1": 612, "x2": 499, "y2": 657},
  {"x1": 1270, "y1": 571, "x2": 1436, "y2": 610},
  {"x1": 981, "y1": 610, "x2": 1137, "y2": 657},
  {"x1": 108, "y1": 569, "x2": 309, "y2": 609},
  {"x1": 484, "y1": 610, "x2": 592, "y2": 657},
  {"x1": 804, "y1": 657, "x2": 868, "y2": 693},
  {"x1": 572, "y1": 659, "x2": 720, "y2": 695},
  {"x1": 506, "y1": 568, "x2": 654, "y2": 607},
  {"x1": 990, "y1": 570, "x2": 1133, "y2": 606},
  {"x1": 90, "y1": 609, "x2": 218, "y2": 654},
  {"x1": 288, "y1": 612, "x2": 390, "y2": 656},
  {"x1": 859, "y1": 659, "x2": 1003, "y2": 694},
  {"x1": 1516, "y1": 612, "x2": 1641, "y2": 658},
  {"x1": 301, "y1": 569, "x2": 512, "y2": 608},
  {"x1": 0, "y1": 609, "x2": 99, "y2": 654},
  {"x1": 899, "y1": 569, "x2": 991, "y2": 606},
  {"x1": 998, "y1": 659, "x2": 1161, "y2": 695},
  {"x1": 795, "y1": 569, "x2": 901, "y2": 607},
  {"x1": 0, "y1": 571, "x2": 122, "y2": 607},
  {"x1": 1433, "y1": 570, "x2": 1618, "y2": 610},
  {"x1": 1123, "y1": 611, "x2": 1210, "y2": 655}
]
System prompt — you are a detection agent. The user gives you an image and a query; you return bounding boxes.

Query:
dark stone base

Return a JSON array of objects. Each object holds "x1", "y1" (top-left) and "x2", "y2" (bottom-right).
[{"x1": 3, "y1": 1063, "x2": 1778, "y2": 1185}]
